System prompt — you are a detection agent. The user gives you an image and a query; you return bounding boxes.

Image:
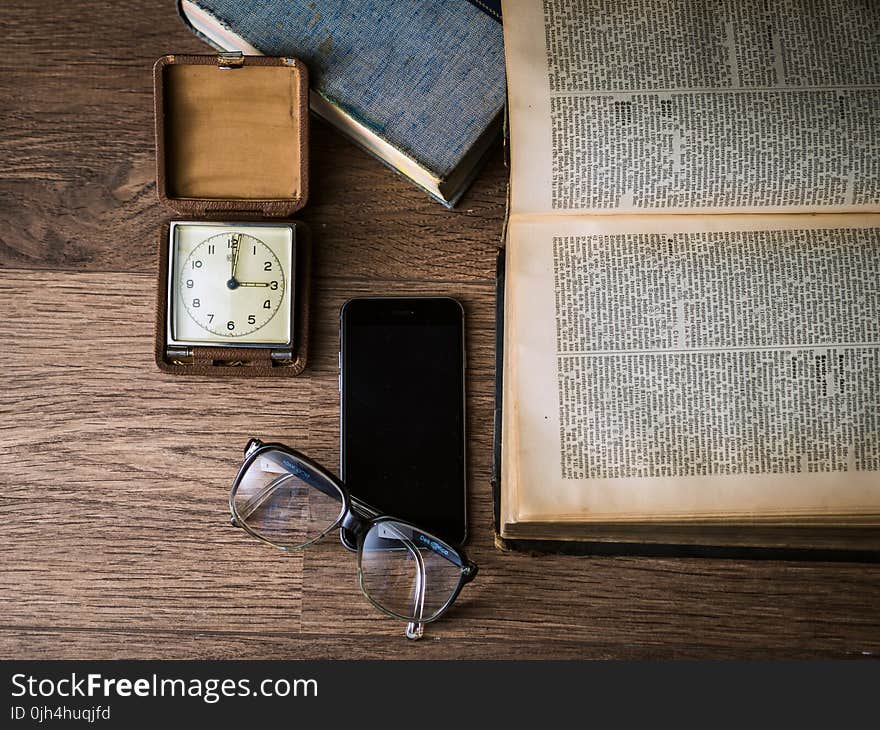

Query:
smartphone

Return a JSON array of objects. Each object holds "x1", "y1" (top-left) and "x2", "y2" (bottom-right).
[{"x1": 339, "y1": 296, "x2": 467, "y2": 548}]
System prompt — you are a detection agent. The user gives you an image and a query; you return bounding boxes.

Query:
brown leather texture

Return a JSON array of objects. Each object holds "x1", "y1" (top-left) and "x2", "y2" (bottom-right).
[
  {"x1": 154, "y1": 54, "x2": 309, "y2": 218},
  {"x1": 155, "y1": 220, "x2": 312, "y2": 377}
]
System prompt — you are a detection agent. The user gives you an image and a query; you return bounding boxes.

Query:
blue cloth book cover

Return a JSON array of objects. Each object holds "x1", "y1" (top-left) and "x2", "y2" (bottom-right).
[{"x1": 178, "y1": 0, "x2": 506, "y2": 206}]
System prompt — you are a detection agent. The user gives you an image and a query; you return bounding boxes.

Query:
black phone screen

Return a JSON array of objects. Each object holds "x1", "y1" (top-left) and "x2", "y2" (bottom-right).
[{"x1": 340, "y1": 297, "x2": 466, "y2": 544}]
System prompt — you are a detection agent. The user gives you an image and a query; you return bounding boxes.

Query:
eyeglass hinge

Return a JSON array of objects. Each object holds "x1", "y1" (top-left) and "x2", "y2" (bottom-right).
[{"x1": 244, "y1": 438, "x2": 264, "y2": 458}]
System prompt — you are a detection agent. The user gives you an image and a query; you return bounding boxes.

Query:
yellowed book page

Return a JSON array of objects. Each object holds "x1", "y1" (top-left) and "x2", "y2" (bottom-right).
[
  {"x1": 505, "y1": 214, "x2": 880, "y2": 523},
  {"x1": 502, "y1": 0, "x2": 880, "y2": 217}
]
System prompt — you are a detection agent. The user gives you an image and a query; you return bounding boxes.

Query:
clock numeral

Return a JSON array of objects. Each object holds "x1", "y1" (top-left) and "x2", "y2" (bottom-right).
[
  {"x1": 253, "y1": 245, "x2": 257, "y2": 255},
  {"x1": 186, "y1": 279, "x2": 194, "y2": 289},
  {"x1": 263, "y1": 299, "x2": 271, "y2": 309},
  {"x1": 192, "y1": 260, "x2": 203, "y2": 269},
  {"x1": 229, "y1": 234, "x2": 240, "y2": 250},
  {"x1": 227, "y1": 320, "x2": 235, "y2": 331},
  {"x1": 270, "y1": 280, "x2": 279, "y2": 290},
  {"x1": 248, "y1": 315, "x2": 256, "y2": 325},
  {"x1": 208, "y1": 244, "x2": 215, "y2": 255},
  {"x1": 192, "y1": 298, "x2": 200, "y2": 308},
  {"x1": 207, "y1": 314, "x2": 214, "y2": 323},
  {"x1": 264, "y1": 261, "x2": 272, "y2": 271}
]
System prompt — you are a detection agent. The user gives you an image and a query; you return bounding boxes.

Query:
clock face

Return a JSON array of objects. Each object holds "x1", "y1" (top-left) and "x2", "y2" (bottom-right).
[{"x1": 168, "y1": 223, "x2": 294, "y2": 346}]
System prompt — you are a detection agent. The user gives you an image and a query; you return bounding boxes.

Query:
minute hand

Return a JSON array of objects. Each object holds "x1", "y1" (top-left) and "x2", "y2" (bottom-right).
[{"x1": 230, "y1": 234, "x2": 242, "y2": 279}]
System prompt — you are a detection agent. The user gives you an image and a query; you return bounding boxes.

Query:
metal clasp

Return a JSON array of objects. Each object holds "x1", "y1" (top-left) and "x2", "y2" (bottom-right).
[{"x1": 217, "y1": 51, "x2": 245, "y2": 69}]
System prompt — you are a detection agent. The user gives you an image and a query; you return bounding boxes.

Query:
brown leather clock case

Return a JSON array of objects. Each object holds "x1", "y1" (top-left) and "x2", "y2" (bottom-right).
[{"x1": 153, "y1": 53, "x2": 312, "y2": 377}]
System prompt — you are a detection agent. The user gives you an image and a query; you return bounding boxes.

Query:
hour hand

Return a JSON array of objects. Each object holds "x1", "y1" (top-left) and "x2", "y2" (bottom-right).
[{"x1": 236, "y1": 281, "x2": 270, "y2": 287}]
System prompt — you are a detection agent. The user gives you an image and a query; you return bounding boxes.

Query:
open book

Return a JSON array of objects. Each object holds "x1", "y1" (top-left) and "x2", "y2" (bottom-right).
[{"x1": 498, "y1": 0, "x2": 880, "y2": 552}]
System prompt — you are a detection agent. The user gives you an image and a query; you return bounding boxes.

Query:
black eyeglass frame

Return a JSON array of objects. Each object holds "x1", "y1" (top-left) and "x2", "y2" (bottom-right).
[{"x1": 228, "y1": 439, "x2": 478, "y2": 629}]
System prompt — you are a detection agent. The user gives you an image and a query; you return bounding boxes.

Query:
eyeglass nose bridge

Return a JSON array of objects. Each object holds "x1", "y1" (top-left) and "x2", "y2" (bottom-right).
[
  {"x1": 244, "y1": 438, "x2": 264, "y2": 458},
  {"x1": 339, "y1": 509, "x2": 370, "y2": 536}
]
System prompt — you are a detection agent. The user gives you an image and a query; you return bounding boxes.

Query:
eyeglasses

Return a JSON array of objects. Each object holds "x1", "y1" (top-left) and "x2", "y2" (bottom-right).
[{"x1": 228, "y1": 439, "x2": 478, "y2": 639}]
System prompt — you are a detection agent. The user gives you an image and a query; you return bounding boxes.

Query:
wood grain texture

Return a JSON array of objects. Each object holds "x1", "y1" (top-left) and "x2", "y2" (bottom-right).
[{"x1": 1, "y1": 1, "x2": 878, "y2": 660}]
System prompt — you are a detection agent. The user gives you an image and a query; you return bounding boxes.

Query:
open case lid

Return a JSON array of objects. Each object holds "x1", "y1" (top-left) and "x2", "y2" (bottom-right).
[{"x1": 154, "y1": 53, "x2": 309, "y2": 217}]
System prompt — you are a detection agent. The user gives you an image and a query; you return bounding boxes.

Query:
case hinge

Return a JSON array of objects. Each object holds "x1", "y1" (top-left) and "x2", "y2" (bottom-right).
[{"x1": 166, "y1": 346, "x2": 193, "y2": 360}]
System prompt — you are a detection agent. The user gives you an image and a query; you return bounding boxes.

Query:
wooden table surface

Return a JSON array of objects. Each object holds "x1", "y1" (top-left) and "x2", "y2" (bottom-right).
[{"x1": 1, "y1": 1, "x2": 878, "y2": 660}]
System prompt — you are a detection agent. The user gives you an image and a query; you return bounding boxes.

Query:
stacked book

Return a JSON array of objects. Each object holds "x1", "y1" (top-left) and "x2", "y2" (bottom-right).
[{"x1": 179, "y1": 0, "x2": 506, "y2": 206}]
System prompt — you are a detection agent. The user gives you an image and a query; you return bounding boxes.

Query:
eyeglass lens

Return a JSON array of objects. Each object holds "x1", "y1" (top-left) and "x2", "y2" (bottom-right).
[
  {"x1": 358, "y1": 520, "x2": 464, "y2": 622},
  {"x1": 232, "y1": 449, "x2": 345, "y2": 549}
]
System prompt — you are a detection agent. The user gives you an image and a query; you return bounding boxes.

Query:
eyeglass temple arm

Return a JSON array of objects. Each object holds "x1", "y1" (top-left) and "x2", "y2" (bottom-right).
[
  {"x1": 406, "y1": 544, "x2": 427, "y2": 641},
  {"x1": 232, "y1": 471, "x2": 343, "y2": 527},
  {"x1": 244, "y1": 440, "x2": 343, "y2": 499},
  {"x1": 382, "y1": 523, "x2": 427, "y2": 641},
  {"x1": 232, "y1": 475, "x2": 294, "y2": 524},
  {"x1": 243, "y1": 441, "x2": 389, "y2": 521}
]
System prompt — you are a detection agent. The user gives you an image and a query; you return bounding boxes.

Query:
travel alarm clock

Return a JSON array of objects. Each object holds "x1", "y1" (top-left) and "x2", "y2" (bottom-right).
[{"x1": 165, "y1": 221, "x2": 296, "y2": 361}]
